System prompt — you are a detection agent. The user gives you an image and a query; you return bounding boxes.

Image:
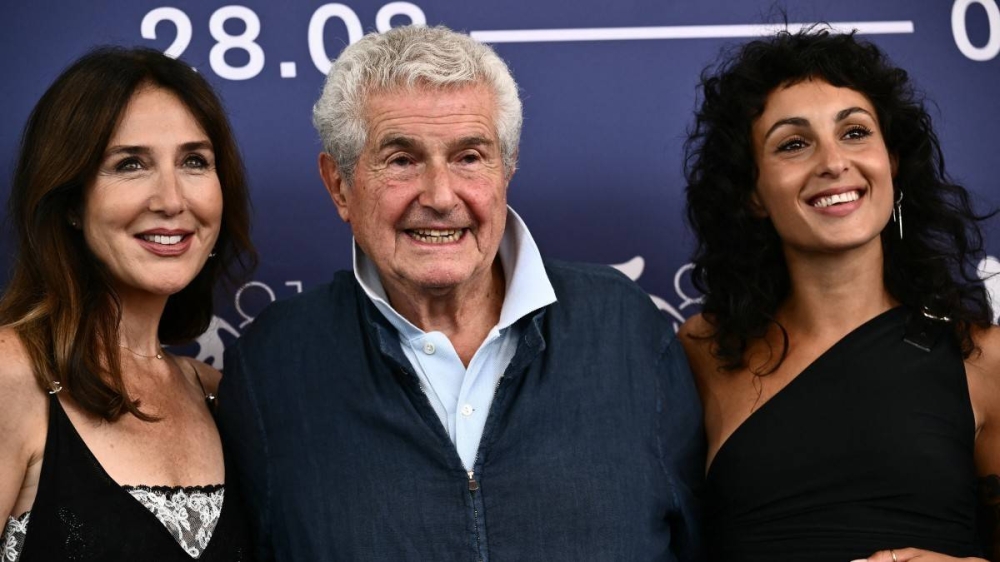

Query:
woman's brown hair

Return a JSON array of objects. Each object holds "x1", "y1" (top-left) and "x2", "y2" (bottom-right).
[{"x1": 0, "y1": 46, "x2": 256, "y2": 420}]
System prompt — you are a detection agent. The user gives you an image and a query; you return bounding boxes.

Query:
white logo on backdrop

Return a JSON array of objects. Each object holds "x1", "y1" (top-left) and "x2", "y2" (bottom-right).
[
  {"x1": 190, "y1": 253, "x2": 999, "y2": 368},
  {"x1": 980, "y1": 255, "x2": 1000, "y2": 324},
  {"x1": 611, "y1": 253, "x2": 1000, "y2": 330},
  {"x1": 611, "y1": 256, "x2": 702, "y2": 332},
  {"x1": 194, "y1": 315, "x2": 241, "y2": 369}
]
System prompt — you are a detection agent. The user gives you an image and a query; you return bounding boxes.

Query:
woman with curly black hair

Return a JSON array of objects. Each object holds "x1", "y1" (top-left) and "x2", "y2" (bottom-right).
[{"x1": 680, "y1": 28, "x2": 1000, "y2": 562}]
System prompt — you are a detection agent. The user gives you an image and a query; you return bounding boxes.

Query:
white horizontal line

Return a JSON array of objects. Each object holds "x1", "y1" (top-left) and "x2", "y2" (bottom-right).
[{"x1": 469, "y1": 21, "x2": 915, "y2": 43}]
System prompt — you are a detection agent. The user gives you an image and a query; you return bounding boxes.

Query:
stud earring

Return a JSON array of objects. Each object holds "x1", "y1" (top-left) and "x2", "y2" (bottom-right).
[{"x1": 48, "y1": 380, "x2": 63, "y2": 394}]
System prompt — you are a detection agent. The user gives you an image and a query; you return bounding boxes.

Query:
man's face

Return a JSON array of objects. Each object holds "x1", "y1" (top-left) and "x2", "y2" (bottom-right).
[{"x1": 323, "y1": 84, "x2": 510, "y2": 301}]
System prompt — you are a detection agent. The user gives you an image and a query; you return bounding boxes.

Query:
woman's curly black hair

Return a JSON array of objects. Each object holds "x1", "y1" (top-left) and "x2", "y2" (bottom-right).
[{"x1": 684, "y1": 27, "x2": 994, "y2": 372}]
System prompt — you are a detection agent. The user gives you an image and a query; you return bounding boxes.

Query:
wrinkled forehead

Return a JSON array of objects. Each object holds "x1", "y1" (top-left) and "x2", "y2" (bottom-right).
[{"x1": 361, "y1": 82, "x2": 499, "y2": 138}]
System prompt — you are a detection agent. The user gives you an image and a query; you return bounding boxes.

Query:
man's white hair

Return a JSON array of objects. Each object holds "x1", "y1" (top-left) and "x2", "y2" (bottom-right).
[{"x1": 312, "y1": 25, "x2": 522, "y2": 185}]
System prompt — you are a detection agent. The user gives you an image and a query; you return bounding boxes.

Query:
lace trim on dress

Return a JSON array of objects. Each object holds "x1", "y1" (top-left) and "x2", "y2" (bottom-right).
[
  {"x1": 0, "y1": 486, "x2": 225, "y2": 561},
  {"x1": 123, "y1": 484, "x2": 225, "y2": 559},
  {"x1": 1, "y1": 511, "x2": 30, "y2": 562}
]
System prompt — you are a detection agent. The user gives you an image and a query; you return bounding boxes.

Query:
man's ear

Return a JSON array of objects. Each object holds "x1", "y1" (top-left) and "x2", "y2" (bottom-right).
[
  {"x1": 504, "y1": 150, "x2": 518, "y2": 185},
  {"x1": 319, "y1": 153, "x2": 351, "y2": 223}
]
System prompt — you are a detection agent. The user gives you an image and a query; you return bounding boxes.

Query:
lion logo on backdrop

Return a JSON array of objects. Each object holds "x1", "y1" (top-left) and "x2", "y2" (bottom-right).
[
  {"x1": 614, "y1": 255, "x2": 1000, "y2": 328},
  {"x1": 189, "y1": 281, "x2": 300, "y2": 369},
  {"x1": 611, "y1": 256, "x2": 701, "y2": 332},
  {"x1": 193, "y1": 315, "x2": 241, "y2": 369}
]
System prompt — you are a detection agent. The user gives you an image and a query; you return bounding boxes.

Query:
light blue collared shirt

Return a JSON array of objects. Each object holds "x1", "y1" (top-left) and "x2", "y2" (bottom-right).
[{"x1": 354, "y1": 207, "x2": 557, "y2": 470}]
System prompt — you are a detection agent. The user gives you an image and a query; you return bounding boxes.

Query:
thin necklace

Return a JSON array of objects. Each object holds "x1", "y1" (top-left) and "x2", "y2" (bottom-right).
[{"x1": 119, "y1": 343, "x2": 164, "y2": 360}]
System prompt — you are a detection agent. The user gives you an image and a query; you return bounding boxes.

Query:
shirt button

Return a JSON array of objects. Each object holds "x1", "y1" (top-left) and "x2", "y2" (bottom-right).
[
  {"x1": 461, "y1": 404, "x2": 474, "y2": 417},
  {"x1": 423, "y1": 341, "x2": 435, "y2": 355}
]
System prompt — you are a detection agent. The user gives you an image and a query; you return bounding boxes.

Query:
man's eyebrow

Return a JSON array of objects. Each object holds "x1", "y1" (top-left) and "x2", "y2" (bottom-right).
[
  {"x1": 451, "y1": 135, "x2": 495, "y2": 149},
  {"x1": 376, "y1": 135, "x2": 418, "y2": 152}
]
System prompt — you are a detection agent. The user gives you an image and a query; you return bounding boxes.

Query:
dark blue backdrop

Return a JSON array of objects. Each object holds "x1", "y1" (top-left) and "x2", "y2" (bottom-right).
[{"x1": 2, "y1": 1, "x2": 998, "y2": 365}]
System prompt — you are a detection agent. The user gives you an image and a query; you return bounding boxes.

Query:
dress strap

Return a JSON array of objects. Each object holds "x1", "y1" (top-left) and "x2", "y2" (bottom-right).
[
  {"x1": 186, "y1": 360, "x2": 218, "y2": 412},
  {"x1": 903, "y1": 308, "x2": 951, "y2": 352}
]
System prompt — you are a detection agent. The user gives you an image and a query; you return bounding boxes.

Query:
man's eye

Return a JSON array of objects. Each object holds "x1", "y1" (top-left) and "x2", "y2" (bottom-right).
[
  {"x1": 459, "y1": 153, "x2": 481, "y2": 164},
  {"x1": 389, "y1": 156, "x2": 412, "y2": 167}
]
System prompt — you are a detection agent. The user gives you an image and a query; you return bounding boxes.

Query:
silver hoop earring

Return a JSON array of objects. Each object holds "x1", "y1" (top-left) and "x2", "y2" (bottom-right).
[{"x1": 891, "y1": 190, "x2": 904, "y2": 240}]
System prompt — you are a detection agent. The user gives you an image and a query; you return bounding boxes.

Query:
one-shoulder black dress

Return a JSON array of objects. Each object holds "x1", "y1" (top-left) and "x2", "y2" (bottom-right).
[{"x1": 706, "y1": 307, "x2": 983, "y2": 561}]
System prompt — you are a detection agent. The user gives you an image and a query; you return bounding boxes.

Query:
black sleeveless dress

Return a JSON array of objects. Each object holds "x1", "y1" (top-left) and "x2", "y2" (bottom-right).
[
  {"x1": 706, "y1": 307, "x2": 983, "y2": 561},
  {"x1": 17, "y1": 394, "x2": 253, "y2": 561}
]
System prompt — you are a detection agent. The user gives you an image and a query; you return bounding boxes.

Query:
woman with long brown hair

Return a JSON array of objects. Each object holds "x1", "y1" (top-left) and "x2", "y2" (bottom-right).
[{"x1": 0, "y1": 47, "x2": 256, "y2": 560}]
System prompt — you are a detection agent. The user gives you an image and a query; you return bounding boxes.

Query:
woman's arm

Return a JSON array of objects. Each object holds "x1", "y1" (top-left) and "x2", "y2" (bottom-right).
[
  {"x1": 968, "y1": 326, "x2": 1000, "y2": 561},
  {"x1": 0, "y1": 329, "x2": 47, "y2": 521}
]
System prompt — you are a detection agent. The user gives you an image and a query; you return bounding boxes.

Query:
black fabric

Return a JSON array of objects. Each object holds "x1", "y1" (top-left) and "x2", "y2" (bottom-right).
[
  {"x1": 706, "y1": 306, "x2": 982, "y2": 561},
  {"x1": 18, "y1": 394, "x2": 252, "y2": 561}
]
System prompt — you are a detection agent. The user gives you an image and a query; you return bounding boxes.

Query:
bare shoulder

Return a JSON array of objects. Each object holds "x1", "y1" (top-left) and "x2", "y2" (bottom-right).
[
  {"x1": 678, "y1": 313, "x2": 719, "y2": 381},
  {"x1": 970, "y1": 325, "x2": 1000, "y2": 370},
  {"x1": 177, "y1": 355, "x2": 223, "y2": 395},
  {"x1": 0, "y1": 327, "x2": 47, "y2": 421},
  {"x1": 966, "y1": 325, "x2": 1000, "y2": 428},
  {"x1": 679, "y1": 312, "x2": 715, "y2": 351},
  {"x1": 678, "y1": 313, "x2": 713, "y2": 347},
  {"x1": 967, "y1": 325, "x2": 1000, "y2": 384},
  {"x1": 0, "y1": 327, "x2": 48, "y2": 519}
]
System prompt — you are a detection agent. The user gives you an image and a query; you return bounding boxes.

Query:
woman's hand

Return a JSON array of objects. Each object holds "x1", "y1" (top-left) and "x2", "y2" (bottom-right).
[{"x1": 854, "y1": 548, "x2": 988, "y2": 562}]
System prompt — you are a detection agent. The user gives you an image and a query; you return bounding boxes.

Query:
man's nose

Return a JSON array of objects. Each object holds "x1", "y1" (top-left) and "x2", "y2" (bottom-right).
[{"x1": 418, "y1": 161, "x2": 458, "y2": 212}]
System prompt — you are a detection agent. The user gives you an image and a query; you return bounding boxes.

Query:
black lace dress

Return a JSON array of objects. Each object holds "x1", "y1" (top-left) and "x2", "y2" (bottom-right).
[{"x1": 2, "y1": 393, "x2": 252, "y2": 561}]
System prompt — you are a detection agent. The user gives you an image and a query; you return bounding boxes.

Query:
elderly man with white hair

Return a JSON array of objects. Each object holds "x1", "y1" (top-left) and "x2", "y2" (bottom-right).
[{"x1": 218, "y1": 24, "x2": 704, "y2": 562}]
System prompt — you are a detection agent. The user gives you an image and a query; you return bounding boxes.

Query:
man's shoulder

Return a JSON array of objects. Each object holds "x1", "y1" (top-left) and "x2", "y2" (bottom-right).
[
  {"x1": 235, "y1": 270, "x2": 360, "y2": 344},
  {"x1": 540, "y1": 258, "x2": 670, "y2": 332},
  {"x1": 539, "y1": 259, "x2": 685, "y2": 366},
  {"x1": 542, "y1": 258, "x2": 649, "y2": 300}
]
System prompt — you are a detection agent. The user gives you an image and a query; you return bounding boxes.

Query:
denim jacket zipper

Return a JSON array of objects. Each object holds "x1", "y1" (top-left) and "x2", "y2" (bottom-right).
[{"x1": 466, "y1": 372, "x2": 506, "y2": 562}]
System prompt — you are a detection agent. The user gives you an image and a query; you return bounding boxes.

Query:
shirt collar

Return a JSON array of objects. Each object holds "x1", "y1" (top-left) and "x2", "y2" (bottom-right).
[{"x1": 353, "y1": 206, "x2": 557, "y2": 340}]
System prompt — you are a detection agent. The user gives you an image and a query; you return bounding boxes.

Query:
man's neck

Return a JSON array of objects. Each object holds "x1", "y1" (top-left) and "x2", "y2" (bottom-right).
[{"x1": 383, "y1": 260, "x2": 506, "y2": 367}]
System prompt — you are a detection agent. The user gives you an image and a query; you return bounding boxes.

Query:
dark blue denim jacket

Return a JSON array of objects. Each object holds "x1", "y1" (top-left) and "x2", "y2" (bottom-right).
[{"x1": 217, "y1": 260, "x2": 705, "y2": 561}]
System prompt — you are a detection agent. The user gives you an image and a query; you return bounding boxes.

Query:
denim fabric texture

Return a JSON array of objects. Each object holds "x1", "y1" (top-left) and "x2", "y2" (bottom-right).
[{"x1": 217, "y1": 260, "x2": 705, "y2": 562}]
